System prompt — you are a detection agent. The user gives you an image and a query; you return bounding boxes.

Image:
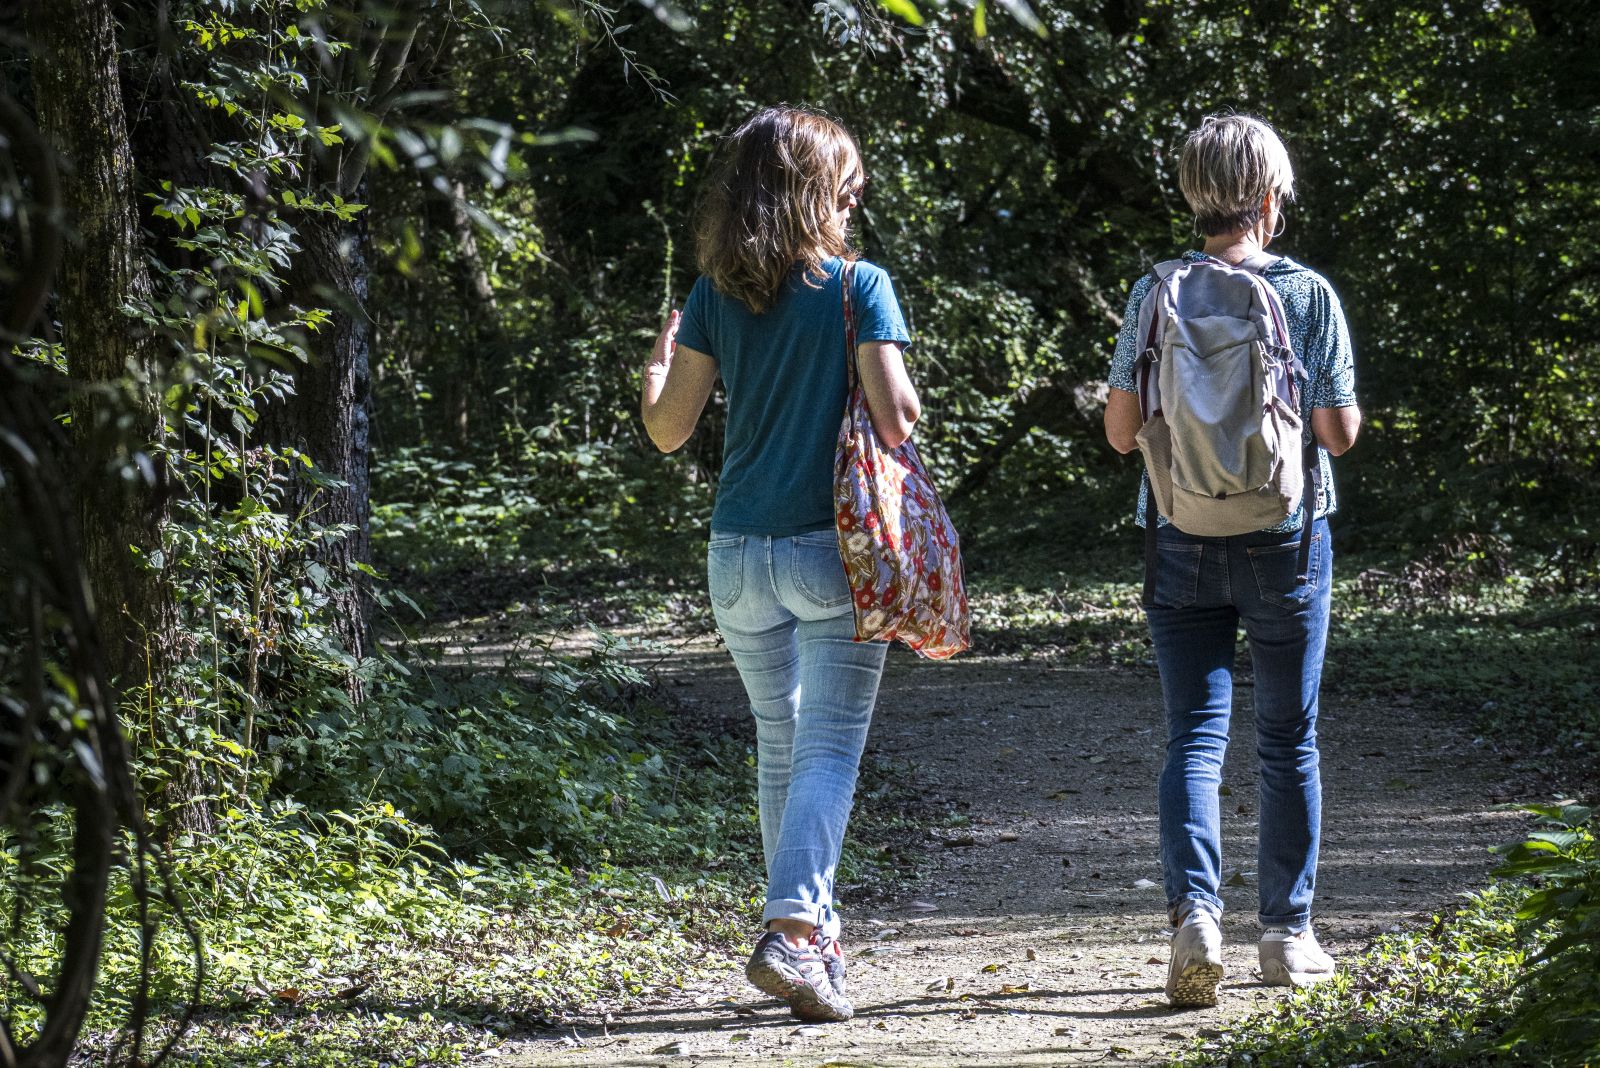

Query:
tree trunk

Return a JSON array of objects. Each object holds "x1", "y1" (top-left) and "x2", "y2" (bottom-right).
[
  {"x1": 26, "y1": 0, "x2": 211, "y2": 833},
  {"x1": 261, "y1": 205, "x2": 375, "y2": 676},
  {"x1": 432, "y1": 178, "x2": 505, "y2": 445}
]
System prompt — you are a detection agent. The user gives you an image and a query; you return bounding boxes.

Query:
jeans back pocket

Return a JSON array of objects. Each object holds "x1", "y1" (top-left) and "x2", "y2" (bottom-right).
[
  {"x1": 1152, "y1": 542, "x2": 1203, "y2": 609},
  {"x1": 790, "y1": 530, "x2": 852, "y2": 609},
  {"x1": 1247, "y1": 533, "x2": 1323, "y2": 612},
  {"x1": 707, "y1": 534, "x2": 745, "y2": 609}
]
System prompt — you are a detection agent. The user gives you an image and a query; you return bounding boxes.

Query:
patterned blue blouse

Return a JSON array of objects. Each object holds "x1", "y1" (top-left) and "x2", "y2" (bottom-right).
[{"x1": 1109, "y1": 251, "x2": 1359, "y2": 533}]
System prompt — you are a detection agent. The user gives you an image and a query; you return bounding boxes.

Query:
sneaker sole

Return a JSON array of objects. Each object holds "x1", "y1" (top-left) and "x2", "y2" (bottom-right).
[
  {"x1": 745, "y1": 957, "x2": 855, "y2": 1022},
  {"x1": 1261, "y1": 959, "x2": 1334, "y2": 988},
  {"x1": 1167, "y1": 961, "x2": 1224, "y2": 1008}
]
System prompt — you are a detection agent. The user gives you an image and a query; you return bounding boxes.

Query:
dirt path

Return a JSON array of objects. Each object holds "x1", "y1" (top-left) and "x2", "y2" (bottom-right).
[{"x1": 497, "y1": 634, "x2": 1532, "y2": 1067}]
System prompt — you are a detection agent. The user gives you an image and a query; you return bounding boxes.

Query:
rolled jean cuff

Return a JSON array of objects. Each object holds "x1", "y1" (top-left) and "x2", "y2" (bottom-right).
[
  {"x1": 762, "y1": 898, "x2": 826, "y2": 933},
  {"x1": 1168, "y1": 892, "x2": 1223, "y2": 927},
  {"x1": 1258, "y1": 911, "x2": 1311, "y2": 933}
]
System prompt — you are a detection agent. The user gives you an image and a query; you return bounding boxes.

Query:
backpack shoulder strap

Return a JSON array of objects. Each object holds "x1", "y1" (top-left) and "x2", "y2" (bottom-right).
[
  {"x1": 1152, "y1": 258, "x2": 1187, "y2": 281},
  {"x1": 1237, "y1": 251, "x2": 1282, "y2": 275}
]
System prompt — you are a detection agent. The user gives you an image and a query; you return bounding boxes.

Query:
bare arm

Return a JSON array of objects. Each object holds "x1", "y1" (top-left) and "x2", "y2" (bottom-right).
[
  {"x1": 857, "y1": 340, "x2": 920, "y2": 449},
  {"x1": 1104, "y1": 386, "x2": 1142, "y2": 454},
  {"x1": 640, "y1": 310, "x2": 718, "y2": 453},
  {"x1": 1312, "y1": 405, "x2": 1361, "y2": 456}
]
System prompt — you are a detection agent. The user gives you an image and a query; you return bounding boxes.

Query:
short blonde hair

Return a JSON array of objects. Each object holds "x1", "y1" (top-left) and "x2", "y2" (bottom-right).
[{"x1": 1178, "y1": 113, "x2": 1296, "y2": 237}]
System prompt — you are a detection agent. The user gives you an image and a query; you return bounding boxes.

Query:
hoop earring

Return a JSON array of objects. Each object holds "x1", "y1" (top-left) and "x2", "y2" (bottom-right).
[{"x1": 1269, "y1": 210, "x2": 1287, "y2": 240}]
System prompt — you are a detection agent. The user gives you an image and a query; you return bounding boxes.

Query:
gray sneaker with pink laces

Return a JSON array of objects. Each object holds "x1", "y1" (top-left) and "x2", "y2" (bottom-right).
[{"x1": 745, "y1": 931, "x2": 854, "y2": 1022}]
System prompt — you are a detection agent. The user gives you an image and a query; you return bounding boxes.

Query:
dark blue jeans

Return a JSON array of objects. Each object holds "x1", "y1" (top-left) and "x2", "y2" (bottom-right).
[{"x1": 1144, "y1": 517, "x2": 1331, "y2": 932}]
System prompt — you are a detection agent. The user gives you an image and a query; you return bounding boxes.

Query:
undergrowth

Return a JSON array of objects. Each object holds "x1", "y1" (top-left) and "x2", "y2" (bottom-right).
[
  {"x1": 3, "y1": 801, "x2": 752, "y2": 1067},
  {"x1": 1172, "y1": 803, "x2": 1599, "y2": 1068}
]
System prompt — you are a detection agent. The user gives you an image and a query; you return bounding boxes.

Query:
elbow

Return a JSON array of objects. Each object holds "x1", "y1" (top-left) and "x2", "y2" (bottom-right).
[
  {"x1": 1104, "y1": 423, "x2": 1140, "y2": 455},
  {"x1": 872, "y1": 397, "x2": 918, "y2": 450},
  {"x1": 1315, "y1": 408, "x2": 1362, "y2": 457},
  {"x1": 876, "y1": 415, "x2": 914, "y2": 450},
  {"x1": 642, "y1": 413, "x2": 687, "y2": 453},
  {"x1": 649, "y1": 429, "x2": 689, "y2": 454}
]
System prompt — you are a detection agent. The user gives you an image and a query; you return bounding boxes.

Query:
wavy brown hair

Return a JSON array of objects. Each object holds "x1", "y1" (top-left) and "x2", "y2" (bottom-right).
[{"x1": 695, "y1": 105, "x2": 860, "y2": 314}]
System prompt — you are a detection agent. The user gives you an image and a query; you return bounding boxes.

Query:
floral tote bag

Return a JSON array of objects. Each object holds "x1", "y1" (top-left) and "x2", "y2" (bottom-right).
[{"x1": 833, "y1": 261, "x2": 971, "y2": 659}]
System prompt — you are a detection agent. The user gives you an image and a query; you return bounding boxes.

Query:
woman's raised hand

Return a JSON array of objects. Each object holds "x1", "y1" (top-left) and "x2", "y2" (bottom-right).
[{"x1": 647, "y1": 309, "x2": 681, "y2": 377}]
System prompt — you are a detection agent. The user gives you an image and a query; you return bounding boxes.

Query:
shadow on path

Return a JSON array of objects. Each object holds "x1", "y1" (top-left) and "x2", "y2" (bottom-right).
[{"x1": 496, "y1": 636, "x2": 1533, "y2": 1067}]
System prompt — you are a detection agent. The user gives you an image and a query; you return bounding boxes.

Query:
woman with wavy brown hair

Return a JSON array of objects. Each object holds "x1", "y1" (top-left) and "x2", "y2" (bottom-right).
[{"x1": 640, "y1": 106, "x2": 919, "y2": 1022}]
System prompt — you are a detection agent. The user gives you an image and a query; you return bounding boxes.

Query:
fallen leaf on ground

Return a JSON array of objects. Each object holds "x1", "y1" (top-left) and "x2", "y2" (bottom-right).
[
  {"x1": 651, "y1": 1041, "x2": 686, "y2": 1055},
  {"x1": 925, "y1": 977, "x2": 953, "y2": 993},
  {"x1": 1026, "y1": 948, "x2": 1038, "y2": 961},
  {"x1": 1146, "y1": 956, "x2": 1164, "y2": 965},
  {"x1": 999, "y1": 982, "x2": 1031, "y2": 994},
  {"x1": 907, "y1": 900, "x2": 940, "y2": 912},
  {"x1": 980, "y1": 962, "x2": 1003, "y2": 973}
]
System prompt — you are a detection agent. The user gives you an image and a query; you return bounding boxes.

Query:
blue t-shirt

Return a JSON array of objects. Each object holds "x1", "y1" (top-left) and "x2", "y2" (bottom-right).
[
  {"x1": 1109, "y1": 252, "x2": 1359, "y2": 532},
  {"x1": 677, "y1": 257, "x2": 912, "y2": 537}
]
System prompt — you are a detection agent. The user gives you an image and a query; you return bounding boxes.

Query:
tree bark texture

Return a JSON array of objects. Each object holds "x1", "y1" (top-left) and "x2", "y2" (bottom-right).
[
  {"x1": 431, "y1": 178, "x2": 505, "y2": 445},
  {"x1": 26, "y1": 0, "x2": 211, "y2": 834},
  {"x1": 262, "y1": 207, "x2": 374, "y2": 670}
]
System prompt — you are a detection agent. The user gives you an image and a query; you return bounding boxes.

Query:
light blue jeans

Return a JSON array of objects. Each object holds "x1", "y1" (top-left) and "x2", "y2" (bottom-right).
[{"x1": 707, "y1": 529, "x2": 888, "y2": 940}]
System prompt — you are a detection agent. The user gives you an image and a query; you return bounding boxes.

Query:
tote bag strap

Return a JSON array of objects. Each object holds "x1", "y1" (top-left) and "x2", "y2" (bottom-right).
[{"x1": 841, "y1": 259, "x2": 859, "y2": 389}]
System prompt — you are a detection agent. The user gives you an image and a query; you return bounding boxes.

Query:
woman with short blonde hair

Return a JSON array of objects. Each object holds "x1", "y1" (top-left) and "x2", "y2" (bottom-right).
[
  {"x1": 1103, "y1": 112, "x2": 1362, "y2": 1008},
  {"x1": 641, "y1": 105, "x2": 920, "y2": 1023}
]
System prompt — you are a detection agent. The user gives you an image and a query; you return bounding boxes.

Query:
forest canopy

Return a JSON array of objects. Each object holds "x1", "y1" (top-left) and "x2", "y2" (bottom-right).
[{"x1": 2, "y1": 0, "x2": 1597, "y2": 1064}]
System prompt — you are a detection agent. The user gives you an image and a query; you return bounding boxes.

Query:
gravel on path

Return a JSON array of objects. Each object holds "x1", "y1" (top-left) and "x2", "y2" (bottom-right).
[{"x1": 499, "y1": 637, "x2": 1529, "y2": 1067}]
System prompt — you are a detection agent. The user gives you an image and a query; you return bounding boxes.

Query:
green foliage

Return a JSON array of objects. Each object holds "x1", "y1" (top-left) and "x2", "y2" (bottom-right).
[
  {"x1": 1180, "y1": 808, "x2": 1600, "y2": 1068},
  {"x1": 15, "y1": 0, "x2": 1600, "y2": 1061},
  {"x1": 2, "y1": 801, "x2": 753, "y2": 1066},
  {"x1": 1173, "y1": 886, "x2": 1531, "y2": 1067},
  {"x1": 276, "y1": 646, "x2": 754, "y2": 865},
  {"x1": 1489, "y1": 804, "x2": 1600, "y2": 1063},
  {"x1": 1327, "y1": 547, "x2": 1600, "y2": 754},
  {"x1": 972, "y1": 543, "x2": 1600, "y2": 754},
  {"x1": 371, "y1": 444, "x2": 712, "y2": 582}
]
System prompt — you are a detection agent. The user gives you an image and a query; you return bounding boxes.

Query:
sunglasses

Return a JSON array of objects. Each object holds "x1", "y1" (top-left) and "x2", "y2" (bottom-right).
[{"x1": 838, "y1": 172, "x2": 868, "y2": 206}]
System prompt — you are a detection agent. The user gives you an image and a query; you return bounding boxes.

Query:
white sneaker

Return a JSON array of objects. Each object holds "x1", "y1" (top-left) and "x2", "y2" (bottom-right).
[
  {"x1": 1165, "y1": 908, "x2": 1224, "y2": 1008},
  {"x1": 1259, "y1": 926, "x2": 1336, "y2": 987}
]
